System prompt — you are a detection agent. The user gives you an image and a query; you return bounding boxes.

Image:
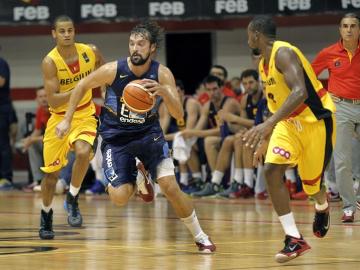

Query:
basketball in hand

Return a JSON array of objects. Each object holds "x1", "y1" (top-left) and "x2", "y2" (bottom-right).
[{"x1": 122, "y1": 80, "x2": 155, "y2": 113}]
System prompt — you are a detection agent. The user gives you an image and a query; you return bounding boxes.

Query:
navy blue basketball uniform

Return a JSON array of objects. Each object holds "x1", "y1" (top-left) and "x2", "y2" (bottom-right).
[{"x1": 99, "y1": 59, "x2": 171, "y2": 187}]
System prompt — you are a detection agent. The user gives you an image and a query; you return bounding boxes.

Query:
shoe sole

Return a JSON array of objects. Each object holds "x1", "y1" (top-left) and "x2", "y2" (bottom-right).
[
  {"x1": 39, "y1": 233, "x2": 55, "y2": 240},
  {"x1": 342, "y1": 219, "x2": 354, "y2": 223},
  {"x1": 275, "y1": 248, "x2": 311, "y2": 263}
]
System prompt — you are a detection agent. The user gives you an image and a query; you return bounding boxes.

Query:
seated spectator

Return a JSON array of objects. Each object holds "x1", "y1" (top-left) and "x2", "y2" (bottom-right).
[
  {"x1": 209, "y1": 64, "x2": 242, "y2": 101},
  {"x1": 181, "y1": 75, "x2": 240, "y2": 196},
  {"x1": 160, "y1": 80, "x2": 203, "y2": 192}
]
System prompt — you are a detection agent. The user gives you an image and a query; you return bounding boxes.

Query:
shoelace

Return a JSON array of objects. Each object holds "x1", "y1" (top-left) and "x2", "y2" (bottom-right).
[{"x1": 344, "y1": 209, "x2": 353, "y2": 216}]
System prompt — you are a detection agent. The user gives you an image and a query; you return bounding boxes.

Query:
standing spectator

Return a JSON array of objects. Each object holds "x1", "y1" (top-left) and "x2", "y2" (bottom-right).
[
  {"x1": 0, "y1": 55, "x2": 13, "y2": 190},
  {"x1": 312, "y1": 13, "x2": 360, "y2": 223}
]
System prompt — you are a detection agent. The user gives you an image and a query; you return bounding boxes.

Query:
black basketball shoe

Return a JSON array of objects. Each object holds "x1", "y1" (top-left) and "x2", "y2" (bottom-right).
[
  {"x1": 64, "y1": 192, "x2": 83, "y2": 227},
  {"x1": 39, "y1": 209, "x2": 55, "y2": 240},
  {"x1": 313, "y1": 206, "x2": 330, "y2": 238},
  {"x1": 275, "y1": 235, "x2": 311, "y2": 263}
]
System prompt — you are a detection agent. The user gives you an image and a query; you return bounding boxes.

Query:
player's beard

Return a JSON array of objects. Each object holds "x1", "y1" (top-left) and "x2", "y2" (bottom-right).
[{"x1": 130, "y1": 52, "x2": 150, "y2": 66}]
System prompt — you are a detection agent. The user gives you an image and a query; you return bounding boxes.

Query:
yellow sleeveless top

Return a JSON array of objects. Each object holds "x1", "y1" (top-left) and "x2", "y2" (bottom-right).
[
  {"x1": 47, "y1": 43, "x2": 96, "y2": 116},
  {"x1": 259, "y1": 41, "x2": 335, "y2": 123}
]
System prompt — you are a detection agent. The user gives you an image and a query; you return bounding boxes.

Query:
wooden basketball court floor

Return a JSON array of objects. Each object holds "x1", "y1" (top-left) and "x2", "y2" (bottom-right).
[{"x1": 0, "y1": 191, "x2": 359, "y2": 270}]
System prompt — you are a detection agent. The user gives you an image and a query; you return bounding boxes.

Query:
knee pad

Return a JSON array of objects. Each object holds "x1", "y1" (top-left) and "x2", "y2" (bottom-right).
[{"x1": 157, "y1": 158, "x2": 175, "y2": 179}]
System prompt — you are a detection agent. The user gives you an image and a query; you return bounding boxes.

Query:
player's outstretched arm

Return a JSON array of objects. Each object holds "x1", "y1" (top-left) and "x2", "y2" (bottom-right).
[{"x1": 55, "y1": 61, "x2": 116, "y2": 138}]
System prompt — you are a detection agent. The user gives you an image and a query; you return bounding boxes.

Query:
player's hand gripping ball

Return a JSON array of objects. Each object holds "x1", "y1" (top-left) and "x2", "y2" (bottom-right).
[{"x1": 122, "y1": 80, "x2": 155, "y2": 113}]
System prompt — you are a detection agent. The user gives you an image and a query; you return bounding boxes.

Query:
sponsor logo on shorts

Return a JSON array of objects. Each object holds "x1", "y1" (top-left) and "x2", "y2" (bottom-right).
[
  {"x1": 272, "y1": 146, "x2": 290, "y2": 159},
  {"x1": 106, "y1": 149, "x2": 113, "y2": 168},
  {"x1": 105, "y1": 149, "x2": 118, "y2": 182}
]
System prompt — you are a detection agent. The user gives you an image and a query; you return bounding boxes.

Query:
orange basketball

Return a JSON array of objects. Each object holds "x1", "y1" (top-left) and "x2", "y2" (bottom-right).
[{"x1": 122, "y1": 79, "x2": 155, "y2": 113}]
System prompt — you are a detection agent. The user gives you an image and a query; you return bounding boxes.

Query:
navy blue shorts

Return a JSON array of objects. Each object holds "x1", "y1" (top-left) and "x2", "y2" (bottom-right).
[{"x1": 102, "y1": 131, "x2": 171, "y2": 187}]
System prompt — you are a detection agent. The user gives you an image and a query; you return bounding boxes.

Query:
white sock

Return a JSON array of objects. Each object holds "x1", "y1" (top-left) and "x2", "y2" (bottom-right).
[
  {"x1": 180, "y1": 173, "x2": 189, "y2": 185},
  {"x1": 233, "y1": 168, "x2": 244, "y2": 184},
  {"x1": 69, "y1": 184, "x2": 81, "y2": 197},
  {"x1": 315, "y1": 201, "x2": 329, "y2": 211},
  {"x1": 279, "y1": 212, "x2": 301, "y2": 238},
  {"x1": 285, "y1": 169, "x2": 296, "y2": 183},
  {"x1": 255, "y1": 164, "x2": 266, "y2": 194},
  {"x1": 192, "y1": 172, "x2": 202, "y2": 179},
  {"x1": 211, "y1": 170, "x2": 224, "y2": 185},
  {"x1": 244, "y1": 168, "x2": 254, "y2": 188},
  {"x1": 181, "y1": 210, "x2": 204, "y2": 239},
  {"x1": 42, "y1": 202, "x2": 53, "y2": 213}
]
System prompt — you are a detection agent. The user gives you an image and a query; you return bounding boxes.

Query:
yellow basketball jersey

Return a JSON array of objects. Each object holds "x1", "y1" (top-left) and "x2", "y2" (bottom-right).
[
  {"x1": 259, "y1": 41, "x2": 335, "y2": 123},
  {"x1": 47, "y1": 43, "x2": 96, "y2": 116}
]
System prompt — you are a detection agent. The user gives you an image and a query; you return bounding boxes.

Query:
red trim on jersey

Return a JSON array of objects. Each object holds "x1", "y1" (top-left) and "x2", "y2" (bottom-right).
[
  {"x1": 302, "y1": 173, "x2": 322, "y2": 186},
  {"x1": 289, "y1": 88, "x2": 327, "y2": 118}
]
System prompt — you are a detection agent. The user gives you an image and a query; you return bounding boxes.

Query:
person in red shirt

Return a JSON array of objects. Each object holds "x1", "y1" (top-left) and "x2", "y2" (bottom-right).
[
  {"x1": 209, "y1": 64, "x2": 243, "y2": 102},
  {"x1": 22, "y1": 87, "x2": 50, "y2": 190},
  {"x1": 312, "y1": 13, "x2": 360, "y2": 223}
]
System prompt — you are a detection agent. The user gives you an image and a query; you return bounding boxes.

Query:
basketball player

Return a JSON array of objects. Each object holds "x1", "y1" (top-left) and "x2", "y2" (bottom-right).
[
  {"x1": 243, "y1": 16, "x2": 336, "y2": 263},
  {"x1": 39, "y1": 15, "x2": 105, "y2": 239},
  {"x1": 55, "y1": 20, "x2": 216, "y2": 253}
]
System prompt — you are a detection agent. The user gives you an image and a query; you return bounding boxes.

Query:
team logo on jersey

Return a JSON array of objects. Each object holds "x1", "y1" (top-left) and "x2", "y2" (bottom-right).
[
  {"x1": 264, "y1": 77, "x2": 276, "y2": 86},
  {"x1": 82, "y1": 52, "x2": 90, "y2": 63},
  {"x1": 272, "y1": 147, "x2": 290, "y2": 159}
]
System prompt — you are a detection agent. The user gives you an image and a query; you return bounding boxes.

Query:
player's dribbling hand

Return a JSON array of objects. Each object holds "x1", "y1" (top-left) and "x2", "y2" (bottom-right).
[
  {"x1": 253, "y1": 139, "x2": 269, "y2": 167},
  {"x1": 141, "y1": 79, "x2": 165, "y2": 97},
  {"x1": 242, "y1": 121, "x2": 273, "y2": 149},
  {"x1": 55, "y1": 120, "x2": 71, "y2": 139}
]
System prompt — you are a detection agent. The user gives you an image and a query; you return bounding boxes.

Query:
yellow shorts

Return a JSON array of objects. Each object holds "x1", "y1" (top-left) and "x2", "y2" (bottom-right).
[
  {"x1": 41, "y1": 112, "x2": 97, "y2": 173},
  {"x1": 265, "y1": 116, "x2": 336, "y2": 195}
]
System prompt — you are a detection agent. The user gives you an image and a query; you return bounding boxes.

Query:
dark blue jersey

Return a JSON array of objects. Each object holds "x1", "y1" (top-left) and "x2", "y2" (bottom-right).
[
  {"x1": 254, "y1": 98, "x2": 270, "y2": 125},
  {"x1": 245, "y1": 92, "x2": 263, "y2": 120},
  {"x1": 208, "y1": 96, "x2": 228, "y2": 128},
  {"x1": 99, "y1": 58, "x2": 163, "y2": 144}
]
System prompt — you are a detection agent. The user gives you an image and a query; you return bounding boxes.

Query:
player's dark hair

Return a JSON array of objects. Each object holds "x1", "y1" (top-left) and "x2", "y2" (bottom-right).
[
  {"x1": 130, "y1": 20, "x2": 164, "y2": 49},
  {"x1": 211, "y1": 65, "x2": 228, "y2": 79},
  {"x1": 52, "y1": 15, "x2": 74, "y2": 30},
  {"x1": 249, "y1": 15, "x2": 276, "y2": 39},
  {"x1": 240, "y1": 69, "x2": 259, "y2": 81},
  {"x1": 341, "y1": 13, "x2": 360, "y2": 25},
  {"x1": 203, "y1": 75, "x2": 224, "y2": 87}
]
